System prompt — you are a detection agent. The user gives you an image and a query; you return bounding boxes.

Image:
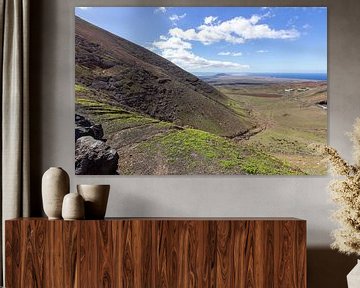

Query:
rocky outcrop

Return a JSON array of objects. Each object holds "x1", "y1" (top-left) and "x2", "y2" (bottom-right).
[
  {"x1": 75, "y1": 136, "x2": 119, "y2": 175},
  {"x1": 75, "y1": 114, "x2": 104, "y2": 141},
  {"x1": 75, "y1": 114, "x2": 119, "y2": 175}
]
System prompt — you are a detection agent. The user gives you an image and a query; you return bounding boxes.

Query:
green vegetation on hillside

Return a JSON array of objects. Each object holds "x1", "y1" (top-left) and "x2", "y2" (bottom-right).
[
  {"x1": 135, "y1": 128, "x2": 301, "y2": 175},
  {"x1": 76, "y1": 97, "x2": 301, "y2": 175},
  {"x1": 75, "y1": 83, "x2": 89, "y2": 93},
  {"x1": 76, "y1": 98, "x2": 160, "y2": 133}
]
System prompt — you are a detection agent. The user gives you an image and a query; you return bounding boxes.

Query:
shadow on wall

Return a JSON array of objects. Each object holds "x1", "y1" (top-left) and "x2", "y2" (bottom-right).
[
  {"x1": 29, "y1": 0, "x2": 45, "y2": 216},
  {"x1": 308, "y1": 248, "x2": 357, "y2": 288}
]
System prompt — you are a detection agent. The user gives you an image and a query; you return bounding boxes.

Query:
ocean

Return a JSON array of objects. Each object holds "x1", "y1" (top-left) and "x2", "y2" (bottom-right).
[
  {"x1": 250, "y1": 73, "x2": 327, "y2": 81},
  {"x1": 194, "y1": 72, "x2": 327, "y2": 81}
]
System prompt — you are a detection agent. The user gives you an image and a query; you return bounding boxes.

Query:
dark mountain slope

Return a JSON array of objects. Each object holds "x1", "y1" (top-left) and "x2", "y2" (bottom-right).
[{"x1": 75, "y1": 16, "x2": 254, "y2": 137}]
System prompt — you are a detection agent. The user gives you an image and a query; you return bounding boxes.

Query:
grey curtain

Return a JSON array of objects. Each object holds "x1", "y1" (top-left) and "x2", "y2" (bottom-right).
[{"x1": 0, "y1": 0, "x2": 30, "y2": 284}]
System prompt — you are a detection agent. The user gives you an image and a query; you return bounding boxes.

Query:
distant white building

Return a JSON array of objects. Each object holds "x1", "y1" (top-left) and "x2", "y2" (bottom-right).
[{"x1": 297, "y1": 87, "x2": 310, "y2": 92}]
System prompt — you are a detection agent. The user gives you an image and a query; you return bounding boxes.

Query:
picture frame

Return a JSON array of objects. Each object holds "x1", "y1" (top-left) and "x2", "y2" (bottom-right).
[{"x1": 74, "y1": 6, "x2": 327, "y2": 176}]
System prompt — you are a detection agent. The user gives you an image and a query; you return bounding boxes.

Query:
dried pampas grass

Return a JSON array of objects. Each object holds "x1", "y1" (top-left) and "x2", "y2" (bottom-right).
[{"x1": 310, "y1": 118, "x2": 360, "y2": 256}]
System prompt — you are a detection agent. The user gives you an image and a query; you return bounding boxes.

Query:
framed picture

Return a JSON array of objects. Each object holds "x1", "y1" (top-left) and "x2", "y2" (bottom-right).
[{"x1": 75, "y1": 6, "x2": 327, "y2": 175}]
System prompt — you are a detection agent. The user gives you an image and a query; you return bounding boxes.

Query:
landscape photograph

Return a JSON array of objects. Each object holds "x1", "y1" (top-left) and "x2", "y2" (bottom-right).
[{"x1": 75, "y1": 7, "x2": 327, "y2": 175}]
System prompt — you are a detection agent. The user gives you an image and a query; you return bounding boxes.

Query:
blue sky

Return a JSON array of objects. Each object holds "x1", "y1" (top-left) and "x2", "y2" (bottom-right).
[{"x1": 75, "y1": 7, "x2": 327, "y2": 74}]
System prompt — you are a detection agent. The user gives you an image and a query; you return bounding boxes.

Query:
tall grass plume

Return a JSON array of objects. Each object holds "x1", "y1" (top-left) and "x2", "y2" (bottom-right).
[{"x1": 310, "y1": 118, "x2": 360, "y2": 255}]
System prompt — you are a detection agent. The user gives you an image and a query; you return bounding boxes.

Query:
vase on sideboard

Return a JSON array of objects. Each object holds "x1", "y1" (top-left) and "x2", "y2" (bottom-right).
[
  {"x1": 42, "y1": 167, "x2": 69, "y2": 219},
  {"x1": 347, "y1": 259, "x2": 360, "y2": 288},
  {"x1": 77, "y1": 184, "x2": 110, "y2": 219},
  {"x1": 62, "y1": 192, "x2": 85, "y2": 220}
]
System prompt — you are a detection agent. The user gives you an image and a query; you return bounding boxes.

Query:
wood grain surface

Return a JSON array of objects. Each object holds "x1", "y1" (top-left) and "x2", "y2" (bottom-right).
[{"x1": 5, "y1": 218, "x2": 306, "y2": 288}]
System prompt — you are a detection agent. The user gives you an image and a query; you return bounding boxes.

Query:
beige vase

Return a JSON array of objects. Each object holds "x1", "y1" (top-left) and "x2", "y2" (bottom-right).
[
  {"x1": 347, "y1": 260, "x2": 360, "y2": 288},
  {"x1": 77, "y1": 184, "x2": 110, "y2": 219},
  {"x1": 42, "y1": 167, "x2": 70, "y2": 219},
  {"x1": 62, "y1": 192, "x2": 85, "y2": 220}
]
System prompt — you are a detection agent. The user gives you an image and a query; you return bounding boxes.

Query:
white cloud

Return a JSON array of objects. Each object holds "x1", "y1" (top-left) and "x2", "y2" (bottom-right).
[
  {"x1": 204, "y1": 16, "x2": 218, "y2": 25},
  {"x1": 302, "y1": 24, "x2": 311, "y2": 29},
  {"x1": 218, "y1": 51, "x2": 242, "y2": 56},
  {"x1": 261, "y1": 10, "x2": 274, "y2": 19},
  {"x1": 150, "y1": 12, "x2": 301, "y2": 71},
  {"x1": 160, "y1": 48, "x2": 249, "y2": 70},
  {"x1": 153, "y1": 37, "x2": 192, "y2": 50},
  {"x1": 169, "y1": 14, "x2": 299, "y2": 45},
  {"x1": 152, "y1": 38, "x2": 248, "y2": 71},
  {"x1": 169, "y1": 13, "x2": 186, "y2": 25},
  {"x1": 155, "y1": 7, "x2": 167, "y2": 13},
  {"x1": 169, "y1": 26, "x2": 245, "y2": 45},
  {"x1": 218, "y1": 51, "x2": 231, "y2": 56},
  {"x1": 77, "y1": 7, "x2": 91, "y2": 10}
]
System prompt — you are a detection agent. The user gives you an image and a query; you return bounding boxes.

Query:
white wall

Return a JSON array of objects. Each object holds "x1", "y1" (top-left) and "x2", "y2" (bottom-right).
[{"x1": 31, "y1": 0, "x2": 360, "y2": 248}]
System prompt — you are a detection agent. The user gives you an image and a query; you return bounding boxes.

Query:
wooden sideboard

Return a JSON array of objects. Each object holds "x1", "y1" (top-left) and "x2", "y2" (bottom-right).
[{"x1": 5, "y1": 218, "x2": 306, "y2": 287}]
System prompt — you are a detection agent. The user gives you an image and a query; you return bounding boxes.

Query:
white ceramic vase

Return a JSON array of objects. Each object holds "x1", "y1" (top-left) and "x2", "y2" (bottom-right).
[
  {"x1": 42, "y1": 167, "x2": 70, "y2": 219},
  {"x1": 347, "y1": 260, "x2": 360, "y2": 288},
  {"x1": 77, "y1": 184, "x2": 110, "y2": 219},
  {"x1": 62, "y1": 192, "x2": 85, "y2": 220}
]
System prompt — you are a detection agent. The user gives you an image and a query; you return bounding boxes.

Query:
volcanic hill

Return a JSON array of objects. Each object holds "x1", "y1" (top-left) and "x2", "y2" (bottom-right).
[{"x1": 75, "y1": 16, "x2": 254, "y2": 137}]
